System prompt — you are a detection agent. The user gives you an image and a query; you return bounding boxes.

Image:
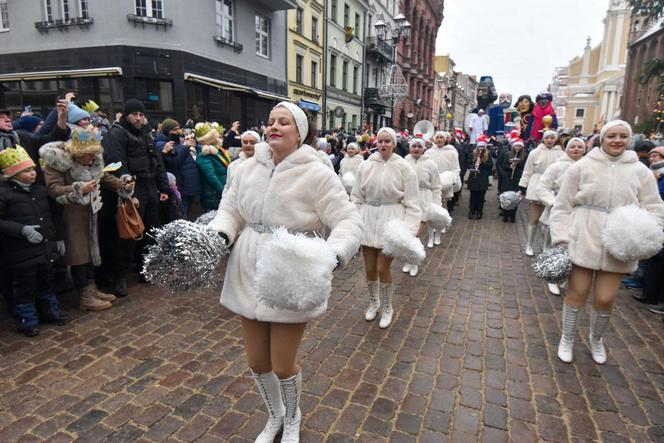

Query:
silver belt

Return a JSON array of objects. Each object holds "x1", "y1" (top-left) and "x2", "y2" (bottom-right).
[
  {"x1": 248, "y1": 222, "x2": 318, "y2": 236},
  {"x1": 581, "y1": 204, "x2": 611, "y2": 213},
  {"x1": 365, "y1": 201, "x2": 401, "y2": 207}
]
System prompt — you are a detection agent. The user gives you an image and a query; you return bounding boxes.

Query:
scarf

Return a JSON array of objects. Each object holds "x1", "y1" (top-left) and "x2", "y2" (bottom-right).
[
  {"x1": 530, "y1": 103, "x2": 555, "y2": 141},
  {"x1": 0, "y1": 130, "x2": 20, "y2": 150},
  {"x1": 651, "y1": 161, "x2": 664, "y2": 178}
]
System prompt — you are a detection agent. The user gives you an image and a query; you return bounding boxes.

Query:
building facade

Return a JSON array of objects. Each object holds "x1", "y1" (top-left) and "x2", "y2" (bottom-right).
[
  {"x1": 287, "y1": 0, "x2": 324, "y2": 127},
  {"x1": 549, "y1": 66, "x2": 569, "y2": 128},
  {"x1": 562, "y1": 0, "x2": 631, "y2": 134},
  {"x1": 324, "y1": 0, "x2": 368, "y2": 131},
  {"x1": 393, "y1": 0, "x2": 445, "y2": 131},
  {"x1": 434, "y1": 55, "x2": 456, "y2": 130},
  {"x1": 451, "y1": 73, "x2": 477, "y2": 130},
  {"x1": 0, "y1": 0, "x2": 294, "y2": 127}
]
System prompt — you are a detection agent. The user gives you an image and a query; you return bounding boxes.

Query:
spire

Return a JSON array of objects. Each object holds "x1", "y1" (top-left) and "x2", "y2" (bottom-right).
[{"x1": 585, "y1": 36, "x2": 591, "y2": 49}]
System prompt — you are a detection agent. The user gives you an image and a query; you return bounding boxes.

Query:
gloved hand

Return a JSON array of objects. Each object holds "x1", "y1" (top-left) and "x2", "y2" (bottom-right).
[
  {"x1": 21, "y1": 225, "x2": 43, "y2": 244},
  {"x1": 57, "y1": 240, "x2": 66, "y2": 256}
]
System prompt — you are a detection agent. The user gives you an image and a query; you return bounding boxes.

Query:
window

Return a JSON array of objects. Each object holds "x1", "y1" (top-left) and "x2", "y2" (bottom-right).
[
  {"x1": 352, "y1": 114, "x2": 357, "y2": 130},
  {"x1": 343, "y1": 4, "x2": 349, "y2": 27},
  {"x1": 0, "y1": 0, "x2": 8, "y2": 31},
  {"x1": 62, "y1": 0, "x2": 70, "y2": 21},
  {"x1": 574, "y1": 124, "x2": 582, "y2": 133},
  {"x1": 44, "y1": 0, "x2": 53, "y2": 22},
  {"x1": 296, "y1": 7, "x2": 303, "y2": 34},
  {"x1": 311, "y1": 60, "x2": 318, "y2": 88},
  {"x1": 135, "y1": 0, "x2": 163, "y2": 18},
  {"x1": 79, "y1": 0, "x2": 89, "y2": 19},
  {"x1": 330, "y1": 54, "x2": 337, "y2": 87},
  {"x1": 216, "y1": 0, "x2": 234, "y2": 41},
  {"x1": 342, "y1": 60, "x2": 348, "y2": 90},
  {"x1": 135, "y1": 78, "x2": 174, "y2": 112},
  {"x1": 255, "y1": 15, "x2": 271, "y2": 58},
  {"x1": 311, "y1": 16, "x2": 318, "y2": 43},
  {"x1": 331, "y1": 0, "x2": 337, "y2": 23},
  {"x1": 296, "y1": 54, "x2": 304, "y2": 84},
  {"x1": 575, "y1": 108, "x2": 585, "y2": 118},
  {"x1": 354, "y1": 13, "x2": 361, "y2": 38},
  {"x1": 353, "y1": 66, "x2": 359, "y2": 94}
]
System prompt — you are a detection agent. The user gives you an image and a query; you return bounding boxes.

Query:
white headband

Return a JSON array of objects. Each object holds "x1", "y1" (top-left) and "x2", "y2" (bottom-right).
[
  {"x1": 409, "y1": 137, "x2": 425, "y2": 147},
  {"x1": 565, "y1": 137, "x2": 585, "y2": 151},
  {"x1": 543, "y1": 130, "x2": 558, "y2": 139},
  {"x1": 434, "y1": 131, "x2": 447, "y2": 139},
  {"x1": 377, "y1": 127, "x2": 397, "y2": 146},
  {"x1": 274, "y1": 101, "x2": 308, "y2": 143},
  {"x1": 600, "y1": 120, "x2": 632, "y2": 143},
  {"x1": 241, "y1": 130, "x2": 261, "y2": 143}
]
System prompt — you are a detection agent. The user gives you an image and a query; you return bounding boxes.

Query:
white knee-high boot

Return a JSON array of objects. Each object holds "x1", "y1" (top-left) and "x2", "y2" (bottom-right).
[
  {"x1": 379, "y1": 282, "x2": 394, "y2": 328},
  {"x1": 279, "y1": 372, "x2": 302, "y2": 443},
  {"x1": 557, "y1": 303, "x2": 581, "y2": 363},
  {"x1": 589, "y1": 308, "x2": 611, "y2": 364},
  {"x1": 525, "y1": 224, "x2": 537, "y2": 256},
  {"x1": 365, "y1": 280, "x2": 380, "y2": 321},
  {"x1": 426, "y1": 224, "x2": 435, "y2": 248},
  {"x1": 251, "y1": 370, "x2": 285, "y2": 443}
]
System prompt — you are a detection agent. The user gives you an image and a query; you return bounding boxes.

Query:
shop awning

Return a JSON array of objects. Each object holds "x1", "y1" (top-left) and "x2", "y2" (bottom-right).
[
  {"x1": 298, "y1": 99, "x2": 321, "y2": 112},
  {"x1": 0, "y1": 67, "x2": 123, "y2": 81},
  {"x1": 254, "y1": 89, "x2": 290, "y2": 102},
  {"x1": 184, "y1": 72, "x2": 249, "y2": 93}
]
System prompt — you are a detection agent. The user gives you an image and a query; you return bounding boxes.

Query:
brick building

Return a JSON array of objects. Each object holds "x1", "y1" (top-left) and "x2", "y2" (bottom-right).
[{"x1": 393, "y1": 0, "x2": 444, "y2": 131}]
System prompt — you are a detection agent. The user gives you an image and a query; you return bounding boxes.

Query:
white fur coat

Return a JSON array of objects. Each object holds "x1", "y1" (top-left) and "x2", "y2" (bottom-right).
[
  {"x1": 550, "y1": 148, "x2": 664, "y2": 273},
  {"x1": 222, "y1": 150, "x2": 249, "y2": 197},
  {"x1": 405, "y1": 154, "x2": 442, "y2": 222},
  {"x1": 535, "y1": 154, "x2": 576, "y2": 225},
  {"x1": 209, "y1": 143, "x2": 362, "y2": 323},
  {"x1": 519, "y1": 144, "x2": 564, "y2": 201},
  {"x1": 424, "y1": 144, "x2": 460, "y2": 199}
]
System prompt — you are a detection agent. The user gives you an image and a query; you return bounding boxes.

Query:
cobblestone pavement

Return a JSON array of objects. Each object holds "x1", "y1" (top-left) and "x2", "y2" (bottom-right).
[{"x1": 1, "y1": 191, "x2": 664, "y2": 443}]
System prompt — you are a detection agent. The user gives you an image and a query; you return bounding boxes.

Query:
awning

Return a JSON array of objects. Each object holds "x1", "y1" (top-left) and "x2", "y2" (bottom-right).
[
  {"x1": 254, "y1": 89, "x2": 290, "y2": 102},
  {"x1": 0, "y1": 67, "x2": 123, "y2": 82},
  {"x1": 298, "y1": 99, "x2": 321, "y2": 112},
  {"x1": 184, "y1": 72, "x2": 249, "y2": 93}
]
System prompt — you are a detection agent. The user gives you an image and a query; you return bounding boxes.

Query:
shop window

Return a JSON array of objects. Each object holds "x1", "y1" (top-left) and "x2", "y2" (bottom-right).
[{"x1": 135, "y1": 79, "x2": 173, "y2": 112}]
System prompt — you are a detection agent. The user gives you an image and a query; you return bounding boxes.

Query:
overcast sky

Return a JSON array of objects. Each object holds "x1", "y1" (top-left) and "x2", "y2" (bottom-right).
[{"x1": 435, "y1": 0, "x2": 610, "y2": 100}]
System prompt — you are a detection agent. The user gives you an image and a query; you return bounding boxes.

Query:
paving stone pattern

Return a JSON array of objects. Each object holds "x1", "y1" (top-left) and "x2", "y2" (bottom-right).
[{"x1": 1, "y1": 194, "x2": 663, "y2": 442}]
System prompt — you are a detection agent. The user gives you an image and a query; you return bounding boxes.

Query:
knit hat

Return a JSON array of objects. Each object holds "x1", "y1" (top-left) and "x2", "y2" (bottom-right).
[
  {"x1": 0, "y1": 145, "x2": 36, "y2": 178},
  {"x1": 167, "y1": 172, "x2": 176, "y2": 185},
  {"x1": 195, "y1": 122, "x2": 221, "y2": 145},
  {"x1": 476, "y1": 134, "x2": 488, "y2": 146},
  {"x1": 161, "y1": 118, "x2": 180, "y2": 135},
  {"x1": 64, "y1": 128, "x2": 103, "y2": 157},
  {"x1": 81, "y1": 100, "x2": 100, "y2": 114},
  {"x1": 565, "y1": 137, "x2": 586, "y2": 151},
  {"x1": 316, "y1": 137, "x2": 328, "y2": 150},
  {"x1": 599, "y1": 120, "x2": 632, "y2": 143},
  {"x1": 67, "y1": 103, "x2": 90, "y2": 125},
  {"x1": 542, "y1": 129, "x2": 558, "y2": 139},
  {"x1": 377, "y1": 127, "x2": 397, "y2": 146},
  {"x1": 240, "y1": 130, "x2": 261, "y2": 143},
  {"x1": 123, "y1": 98, "x2": 146, "y2": 116},
  {"x1": 13, "y1": 115, "x2": 42, "y2": 133}
]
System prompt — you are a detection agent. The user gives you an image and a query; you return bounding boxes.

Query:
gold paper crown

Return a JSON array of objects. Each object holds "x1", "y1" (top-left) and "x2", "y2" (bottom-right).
[
  {"x1": 81, "y1": 100, "x2": 100, "y2": 114},
  {"x1": 65, "y1": 129, "x2": 103, "y2": 156},
  {"x1": 0, "y1": 145, "x2": 35, "y2": 177}
]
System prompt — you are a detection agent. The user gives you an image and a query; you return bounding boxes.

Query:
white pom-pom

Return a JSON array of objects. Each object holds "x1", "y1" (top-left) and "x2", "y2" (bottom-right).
[
  {"x1": 499, "y1": 191, "x2": 521, "y2": 210},
  {"x1": 255, "y1": 228, "x2": 337, "y2": 312},
  {"x1": 341, "y1": 172, "x2": 355, "y2": 191},
  {"x1": 428, "y1": 205, "x2": 452, "y2": 230},
  {"x1": 440, "y1": 171, "x2": 457, "y2": 191},
  {"x1": 602, "y1": 204, "x2": 664, "y2": 262},
  {"x1": 382, "y1": 218, "x2": 425, "y2": 265},
  {"x1": 452, "y1": 174, "x2": 462, "y2": 192}
]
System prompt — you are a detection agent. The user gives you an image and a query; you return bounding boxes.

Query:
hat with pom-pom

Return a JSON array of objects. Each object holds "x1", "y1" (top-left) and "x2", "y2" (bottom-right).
[
  {"x1": 195, "y1": 122, "x2": 222, "y2": 145},
  {"x1": 0, "y1": 145, "x2": 36, "y2": 177},
  {"x1": 476, "y1": 134, "x2": 488, "y2": 146}
]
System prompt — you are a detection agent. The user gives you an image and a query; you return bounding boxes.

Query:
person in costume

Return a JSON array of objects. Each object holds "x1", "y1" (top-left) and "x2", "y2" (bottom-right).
[
  {"x1": 550, "y1": 120, "x2": 664, "y2": 364},
  {"x1": 195, "y1": 122, "x2": 232, "y2": 211},
  {"x1": 338, "y1": 142, "x2": 364, "y2": 195},
  {"x1": 209, "y1": 102, "x2": 362, "y2": 442},
  {"x1": 526, "y1": 91, "x2": 558, "y2": 144},
  {"x1": 499, "y1": 137, "x2": 527, "y2": 223},
  {"x1": 535, "y1": 137, "x2": 586, "y2": 296},
  {"x1": 467, "y1": 135, "x2": 494, "y2": 219},
  {"x1": 518, "y1": 129, "x2": 563, "y2": 256},
  {"x1": 351, "y1": 127, "x2": 421, "y2": 329},
  {"x1": 515, "y1": 95, "x2": 534, "y2": 142},
  {"x1": 403, "y1": 137, "x2": 442, "y2": 275},
  {"x1": 315, "y1": 137, "x2": 335, "y2": 170},
  {"x1": 487, "y1": 92, "x2": 513, "y2": 137},
  {"x1": 223, "y1": 130, "x2": 260, "y2": 197},
  {"x1": 424, "y1": 131, "x2": 460, "y2": 242}
]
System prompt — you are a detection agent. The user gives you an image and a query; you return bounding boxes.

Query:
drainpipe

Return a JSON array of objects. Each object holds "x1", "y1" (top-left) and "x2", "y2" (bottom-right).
[{"x1": 322, "y1": 0, "x2": 328, "y2": 129}]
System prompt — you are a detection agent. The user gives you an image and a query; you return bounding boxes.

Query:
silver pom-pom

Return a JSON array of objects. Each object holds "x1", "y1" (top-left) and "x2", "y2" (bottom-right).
[
  {"x1": 533, "y1": 246, "x2": 573, "y2": 283},
  {"x1": 195, "y1": 210, "x2": 217, "y2": 225},
  {"x1": 142, "y1": 220, "x2": 229, "y2": 291},
  {"x1": 499, "y1": 191, "x2": 521, "y2": 210}
]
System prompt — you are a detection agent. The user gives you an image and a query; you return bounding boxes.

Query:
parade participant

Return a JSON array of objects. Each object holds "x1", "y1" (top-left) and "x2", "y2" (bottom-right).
[
  {"x1": 403, "y1": 137, "x2": 442, "y2": 274},
  {"x1": 467, "y1": 135, "x2": 494, "y2": 219},
  {"x1": 487, "y1": 92, "x2": 513, "y2": 137},
  {"x1": 499, "y1": 137, "x2": 527, "y2": 222},
  {"x1": 550, "y1": 120, "x2": 664, "y2": 364},
  {"x1": 468, "y1": 109, "x2": 488, "y2": 145},
  {"x1": 518, "y1": 130, "x2": 563, "y2": 256},
  {"x1": 315, "y1": 137, "x2": 335, "y2": 170},
  {"x1": 535, "y1": 137, "x2": 586, "y2": 295},
  {"x1": 515, "y1": 95, "x2": 534, "y2": 141},
  {"x1": 209, "y1": 102, "x2": 362, "y2": 442},
  {"x1": 223, "y1": 130, "x2": 259, "y2": 196},
  {"x1": 425, "y1": 131, "x2": 460, "y2": 243},
  {"x1": 527, "y1": 91, "x2": 558, "y2": 144},
  {"x1": 41, "y1": 129, "x2": 135, "y2": 311},
  {"x1": 352, "y1": 127, "x2": 420, "y2": 329},
  {"x1": 338, "y1": 142, "x2": 364, "y2": 194}
]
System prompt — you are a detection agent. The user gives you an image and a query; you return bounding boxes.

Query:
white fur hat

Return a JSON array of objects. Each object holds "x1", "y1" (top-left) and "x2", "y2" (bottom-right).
[
  {"x1": 600, "y1": 120, "x2": 632, "y2": 144},
  {"x1": 377, "y1": 127, "x2": 397, "y2": 146},
  {"x1": 240, "y1": 130, "x2": 261, "y2": 143},
  {"x1": 543, "y1": 130, "x2": 558, "y2": 139}
]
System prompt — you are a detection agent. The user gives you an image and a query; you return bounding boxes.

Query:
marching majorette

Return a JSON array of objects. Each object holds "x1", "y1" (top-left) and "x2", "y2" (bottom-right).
[
  {"x1": 499, "y1": 137, "x2": 527, "y2": 222},
  {"x1": 518, "y1": 129, "x2": 563, "y2": 256},
  {"x1": 222, "y1": 130, "x2": 260, "y2": 196},
  {"x1": 209, "y1": 102, "x2": 362, "y2": 442},
  {"x1": 339, "y1": 142, "x2": 364, "y2": 194},
  {"x1": 467, "y1": 134, "x2": 494, "y2": 219},
  {"x1": 535, "y1": 137, "x2": 586, "y2": 295},
  {"x1": 403, "y1": 137, "x2": 443, "y2": 275},
  {"x1": 315, "y1": 137, "x2": 335, "y2": 170},
  {"x1": 351, "y1": 127, "x2": 421, "y2": 329},
  {"x1": 424, "y1": 131, "x2": 460, "y2": 242},
  {"x1": 550, "y1": 120, "x2": 664, "y2": 365}
]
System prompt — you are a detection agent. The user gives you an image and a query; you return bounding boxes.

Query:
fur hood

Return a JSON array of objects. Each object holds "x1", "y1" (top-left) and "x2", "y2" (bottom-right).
[
  {"x1": 253, "y1": 142, "x2": 320, "y2": 171},
  {"x1": 39, "y1": 141, "x2": 104, "y2": 181},
  {"x1": 368, "y1": 151, "x2": 400, "y2": 164},
  {"x1": 587, "y1": 146, "x2": 638, "y2": 165}
]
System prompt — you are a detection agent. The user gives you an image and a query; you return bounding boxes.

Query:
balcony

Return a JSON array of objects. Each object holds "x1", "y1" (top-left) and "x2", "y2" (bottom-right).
[
  {"x1": 365, "y1": 88, "x2": 388, "y2": 109},
  {"x1": 366, "y1": 37, "x2": 393, "y2": 63},
  {"x1": 35, "y1": 16, "x2": 94, "y2": 33},
  {"x1": 213, "y1": 35, "x2": 243, "y2": 53},
  {"x1": 255, "y1": 0, "x2": 297, "y2": 10},
  {"x1": 127, "y1": 13, "x2": 172, "y2": 28}
]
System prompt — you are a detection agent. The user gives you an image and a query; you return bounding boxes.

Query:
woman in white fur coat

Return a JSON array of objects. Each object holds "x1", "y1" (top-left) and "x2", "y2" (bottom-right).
[
  {"x1": 518, "y1": 130, "x2": 564, "y2": 256},
  {"x1": 535, "y1": 137, "x2": 586, "y2": 296},
  {"x1": 550, "y1": 120, "x2": 664, "y2": 365},
  {"x1": 222, "y1": 130, "x2": 259, "y2": 197},
  {"x1": 424, "y1": 131, "x2": 460, "y2": 243},
  {"x1": 338, "y1": 142, "x2": 364, "y2": 194},
  {"x1": 315, "y1": 137, "x2": 335, "y2": 170},
  {"x1": 209, "y1": 102, "x2": 362, "y2": 443},
  {"x1": 403, "y1": 137, "x2": 443, "y2": 275},
  {"x1": 351, "y1": 127, "x2": 421, "y2": 329}
]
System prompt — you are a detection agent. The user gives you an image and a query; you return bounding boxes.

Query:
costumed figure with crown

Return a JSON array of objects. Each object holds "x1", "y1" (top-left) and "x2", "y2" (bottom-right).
[
  {"x1": 526, "y1": 91, "x2": 558, "y2": 145},
  {"x1": 515, "y1": 95, "x2": 535, "y2": 144},
  {"x1": 195, "y1": 122, "x2": 232, "y2": 211}
]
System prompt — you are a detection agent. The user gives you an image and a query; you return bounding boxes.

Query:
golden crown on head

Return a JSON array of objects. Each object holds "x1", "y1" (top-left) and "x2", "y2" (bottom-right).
[
  {"x1": 65, "y1": 129, "x2": 103, "y2": 156},
  {"x1": 195, "y1": 122, "x2": 224, "y2": 145}
]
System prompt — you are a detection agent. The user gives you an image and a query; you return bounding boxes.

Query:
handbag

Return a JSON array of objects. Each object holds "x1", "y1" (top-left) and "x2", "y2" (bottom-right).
[{"x1": 116, "y1": 198, "x2": 145, "y2": 240}]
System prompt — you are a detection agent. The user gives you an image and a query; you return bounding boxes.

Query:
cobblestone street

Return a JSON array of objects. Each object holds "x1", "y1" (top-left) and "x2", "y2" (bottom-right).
[{"x1": 1, "y1": 192, "x2": 663, "y2": 443}]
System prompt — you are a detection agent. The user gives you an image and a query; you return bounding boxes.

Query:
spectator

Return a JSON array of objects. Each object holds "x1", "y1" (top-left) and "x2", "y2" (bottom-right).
[
  {"x1": 223, "y1": 121, "x2": 242, "y2": 149},
  {"x1": 67, "y1": 103, "x2": 91, "y2": 129},
  {"x1": 160, "y1": 172, "x2": 184, "y2": 223},
  {"x1": 12, "y1": 115, "x2": 43, "y2": 134},
  {"x1": 195, "y1": 122, "x2": 230, "y2": 211}
]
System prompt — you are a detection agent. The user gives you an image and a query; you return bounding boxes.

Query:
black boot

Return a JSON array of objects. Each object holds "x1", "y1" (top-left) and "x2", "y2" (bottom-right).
[
  {"x1": 109, "y1": 278, "x2": 128, "y2": 298},
  {"x1": 37, "y1": 292, "x2": 68, "y2": 326},
  {"x1": 14, "y1": 303, "x2": 40, "y2": 337}
]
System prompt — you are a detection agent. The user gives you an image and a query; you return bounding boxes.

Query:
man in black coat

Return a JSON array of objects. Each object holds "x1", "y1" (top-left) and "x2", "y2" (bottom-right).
[{"x1": 99, "y1": 98, "x2": 169, "y2": 297}]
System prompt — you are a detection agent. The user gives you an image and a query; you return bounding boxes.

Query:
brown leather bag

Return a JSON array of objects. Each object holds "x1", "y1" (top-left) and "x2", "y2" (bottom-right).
[{"x1": 116, "y1": 198, "x2": 145, "y2": 240}]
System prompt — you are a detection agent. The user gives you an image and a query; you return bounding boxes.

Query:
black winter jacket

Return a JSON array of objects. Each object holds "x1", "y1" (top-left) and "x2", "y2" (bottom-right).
[
  {"x1": 0, "y1": 180, "x2": 59, "y2": 268},
  {"x1": 467, "y1": 151, "x2": 494, "y2": 192}
]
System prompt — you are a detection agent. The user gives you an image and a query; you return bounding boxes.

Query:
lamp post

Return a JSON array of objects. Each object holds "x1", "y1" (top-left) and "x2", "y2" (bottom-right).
[{"x1": 374, "y1": 13, "x2": 411, "y2": 128}]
